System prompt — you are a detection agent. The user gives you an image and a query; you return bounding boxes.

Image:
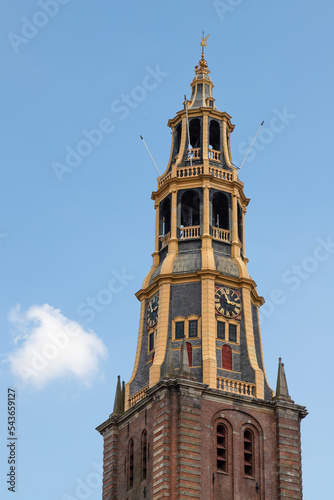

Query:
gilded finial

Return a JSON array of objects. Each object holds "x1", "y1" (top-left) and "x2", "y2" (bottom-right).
[
  {"x1": 195, "y1": 32, "x2": 210, "y2": 76},
  {"x1": 201, "y1": 31, "x2": 210, "y2": 54}
]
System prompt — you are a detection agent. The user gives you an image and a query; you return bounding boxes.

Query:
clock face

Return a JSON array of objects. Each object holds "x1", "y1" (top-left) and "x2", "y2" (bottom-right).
[
  {"x1": 146, "y1": 294, "x2": 159, "y2": 328},
  {"x1": 215, "y1": 287, "x2": 242, "y2": 318}
]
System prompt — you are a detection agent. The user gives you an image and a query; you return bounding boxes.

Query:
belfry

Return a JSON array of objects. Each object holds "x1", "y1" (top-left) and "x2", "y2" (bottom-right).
[{"x1": 97, "y1": 39, "x2": 307, "y2": 499}]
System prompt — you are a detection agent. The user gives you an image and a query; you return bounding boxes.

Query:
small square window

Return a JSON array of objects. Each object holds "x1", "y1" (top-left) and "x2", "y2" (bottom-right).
[
  {"x1": 189, "y1": 320, "x2": 198, "y2": 338},
  {"x1": 149, "y1": 332, "x2": 154, "y2": 351},
  {"x1": 175, "y1": 321, "x2": 184, "y2": 339},
  {"x1": 217, "y1": 322, "x2": 225, "y2": 339},
  {"x1": 229, "y1": 324, "x2": 237, "y2": 343}
]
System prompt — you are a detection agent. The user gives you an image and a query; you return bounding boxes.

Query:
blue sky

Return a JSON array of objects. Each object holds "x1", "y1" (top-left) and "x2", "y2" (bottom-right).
[{"x1": 1, "y1": 1, "x2": 333, "y2": 498}]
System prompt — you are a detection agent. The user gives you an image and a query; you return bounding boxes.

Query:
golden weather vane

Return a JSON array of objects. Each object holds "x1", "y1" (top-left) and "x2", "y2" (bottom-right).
[{"x1": 201, "y1": 31, "x2": 210, "y2": 56}]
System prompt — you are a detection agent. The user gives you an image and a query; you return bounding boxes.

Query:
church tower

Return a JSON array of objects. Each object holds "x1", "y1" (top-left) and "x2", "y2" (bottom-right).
[{"x1": 97, "y1": 40, "x2": 307, "y2": 500}]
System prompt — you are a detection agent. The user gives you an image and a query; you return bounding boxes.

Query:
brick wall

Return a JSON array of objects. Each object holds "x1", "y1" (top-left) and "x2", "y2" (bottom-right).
[{"x1": 97, "y1": 379, "x2": 306, "y2": 499}]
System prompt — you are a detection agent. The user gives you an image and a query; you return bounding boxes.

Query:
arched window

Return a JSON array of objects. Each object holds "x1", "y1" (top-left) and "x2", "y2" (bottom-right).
[
  {"x1": 222, "y1": 345, "x2": 232, "y2": 371},
  {"x1": 244, "y1": 429, "x2": 254, "y2": 477},
  {"x1": 209, "y1": 120, "x2": 220, "y2": 150},
  {"x1": 174, "y1": 122, "x2": 182, "y2": 155},
  {"x1": 186, "y1": 342, "x2": 193, "y2": 367},
  {"x1": 212, "y1": 192, "x2": 229, "y2": 229},
  {"x1": 217, "y1": 424, "x2": 227, "y2": 472},
  {"x1": 127, "y1": 439, "x2": 134, "y2": 490},
  {"x1": 237, "y1": 203, "x2": 243, "y2": 244},
  {"x1": 181, "y1": 190, "x2": 200, "y2": 227},
  {"x1": 189, "y1": 118, "x2": 201, "y2": 148},
  {"x1": 141, "y1": 430, "x2": 147, "y2": 481},
  {"x1": 160, "y1": 197, "x2": 171, "y2": 236}
]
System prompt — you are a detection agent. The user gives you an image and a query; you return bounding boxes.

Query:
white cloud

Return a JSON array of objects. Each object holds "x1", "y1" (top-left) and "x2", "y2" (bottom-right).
[{"x1": 7, "y1": 304, "x2": 108, "y2": 388}]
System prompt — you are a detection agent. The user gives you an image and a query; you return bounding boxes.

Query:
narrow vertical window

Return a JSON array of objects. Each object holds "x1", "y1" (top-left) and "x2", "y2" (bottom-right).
[
  {"x1": 217, "y1": 424, "x2": 227, "y2": 472},
  {"x1": 128, "y1": 439, "x2": 134, "y2": 490},
  {"x1": 186, "y1": 342, "x2": 193, "y2": 367},
  {"x1": 188, "y1": 320, "x2": 198, "y2": 338},
  {"x1": 142, "y1": 430, "x2": 147, "y2": 481},
  {"x1": 217, "y1": 321, "x2": 225, "y2": 339},
  {"x1": 222, "y1": 345, "x2": 232, "y2": 370},
  {"x1": 229, "y1": 324, "x2": 237, "y2": 342},
  {"x1": 175, "y1": 321, "x2": 185, "y2": 339},
  {"x1": 237, "y1": 203, "x2": 243, "y2": 244},
  {"x1": 149, "y1": 331, "x2": 154, "y2": 351},
  {"x1": 244, "y1": 429, "x2": 254, "y2": 477}
]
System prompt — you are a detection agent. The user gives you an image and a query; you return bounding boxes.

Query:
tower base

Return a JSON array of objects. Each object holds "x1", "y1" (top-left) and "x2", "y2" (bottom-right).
[{"x1": 97, "y1": 377, "x2": 307, "y2": 500}]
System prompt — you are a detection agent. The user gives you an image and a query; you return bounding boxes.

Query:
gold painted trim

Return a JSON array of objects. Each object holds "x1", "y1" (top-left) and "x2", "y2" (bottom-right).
[
  {"x1": 125, "y1": 298, "x2": 146, "y2": 411},
  {"x1": 255, "y1": 306, "x2": 273, "y2": 396},
  {"x1": 136, "y1": 272, "x2": 264, "y2": 307},
  {"x1": 149, "y1": 283, "x2": 170, "y2": 386},
  {"x1": 242, "y1": 288, "x2": 264, "y2": 399}
]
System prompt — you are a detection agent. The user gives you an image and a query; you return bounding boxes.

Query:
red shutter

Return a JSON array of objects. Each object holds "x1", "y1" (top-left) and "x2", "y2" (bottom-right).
[
  {"x1": 186, "y1": 342, "x2": 193, "y2": 367},
  {"x1": 222, "y1": 345, "x2": 232, "y2": 370}
]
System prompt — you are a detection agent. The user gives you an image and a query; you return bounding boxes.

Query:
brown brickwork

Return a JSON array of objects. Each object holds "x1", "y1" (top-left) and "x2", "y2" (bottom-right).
[
  {"x1": 275, "y1": 403, "x2": 305, "y2": 499},
  {"x1": 152, "y1": 388, "x2": 172, "y2": 498},
  {"x1": 97, "y1": 378, "x2": 306, "y2": 500},
  {"x1": 176, "y1": 386, "x2": 202, "y2": 499},
  {"x1": 101, "y1": 422, "x2": 118, "y2": 500}
]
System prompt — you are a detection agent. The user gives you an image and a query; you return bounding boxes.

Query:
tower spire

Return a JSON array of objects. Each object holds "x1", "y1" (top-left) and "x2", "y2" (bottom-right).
[
  {"x1": 112, "y1": 375, "x2": 124, "y2": 415},
  {"x1": 274, "y1": 358, "x2": 292, "y2": 402}
]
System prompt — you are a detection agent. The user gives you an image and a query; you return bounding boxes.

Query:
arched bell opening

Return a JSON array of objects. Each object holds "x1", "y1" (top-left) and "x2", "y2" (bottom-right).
[
  {"x1": 179, "y1": 190, "x2": 201, "y2": 240},
  {"x1": 212, "y1": 192, "x2": 230, "y2": 242},
  {"x1": 187, "y1": 118, "x2": 201, "y2": 162},
  {"x1": 209, "y1": 120, "x2": 221, "y2": 163},
  {"x1": 173, "y1": 122, "x2": 182, "y2": 158},
  {"x1": 159, "y1": 197, "x2": 171, "y2": 250},
  {"x1": 189, "y1": 118, "x2": 201, "y2": 148}
]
